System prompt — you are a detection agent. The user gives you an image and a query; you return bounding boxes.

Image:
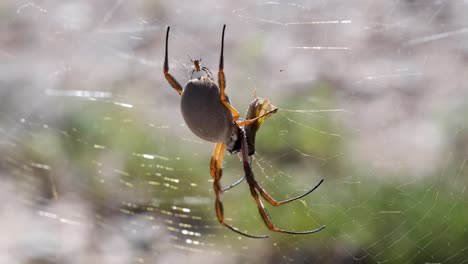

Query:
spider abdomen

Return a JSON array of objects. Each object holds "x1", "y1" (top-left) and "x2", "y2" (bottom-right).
[{"x1": 180, "y1": 78, "x2": 234, "y2": 143}]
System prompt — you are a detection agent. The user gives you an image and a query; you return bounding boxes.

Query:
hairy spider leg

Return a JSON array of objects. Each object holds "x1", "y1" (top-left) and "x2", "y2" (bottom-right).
[
  {"x1": 164, "y1": 26, "x2": 183, "y2": 95},
  {"x1": 239, "y1": 128, "x2": 326, "y2": 234}
]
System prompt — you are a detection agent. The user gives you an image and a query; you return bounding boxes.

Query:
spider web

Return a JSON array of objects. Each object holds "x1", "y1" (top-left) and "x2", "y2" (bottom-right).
[{"x1": 1, "y1": 0, "x2": 468, "y2": 263}]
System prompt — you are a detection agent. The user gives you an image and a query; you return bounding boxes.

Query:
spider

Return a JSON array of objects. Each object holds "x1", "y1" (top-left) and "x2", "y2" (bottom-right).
[
  {"x1": 187, "y1": 55, "x2": 213, "y2": 79},
  {"x1": 163, "y1": 25, "x2": 325, "y2": 238}
]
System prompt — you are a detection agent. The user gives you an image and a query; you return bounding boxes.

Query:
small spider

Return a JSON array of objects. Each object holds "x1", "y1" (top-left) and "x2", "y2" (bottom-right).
[
  {"x1": 187, "y1": 56, "x2": 213, "y2": 79},
  {"x1": 163, "y1": 25, "x2": 325, "y2": 238}
]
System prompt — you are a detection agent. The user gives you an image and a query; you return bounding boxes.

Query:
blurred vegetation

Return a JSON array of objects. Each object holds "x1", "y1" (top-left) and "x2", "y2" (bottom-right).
[
  {"x1": 1, "y1": 0, "x2": 467, "y2": 262},
  {"x1": 2, "y1": 80, "x2": 467, "y2": 263}
]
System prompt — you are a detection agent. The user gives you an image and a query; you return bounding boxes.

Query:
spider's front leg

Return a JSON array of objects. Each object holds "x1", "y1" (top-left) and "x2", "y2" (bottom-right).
[
  {"x1": 164, "y1": 26, "x2": 183, "y2": 95},
  {"x1": 216, "y1": 25, "x2": 277, "y2": 129},
  {"x1": 217, "y1": 24, "x2": 240, "y2": 121}
]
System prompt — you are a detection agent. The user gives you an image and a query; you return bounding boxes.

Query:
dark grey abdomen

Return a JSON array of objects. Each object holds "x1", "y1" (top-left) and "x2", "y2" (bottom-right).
[{"x1": 180, "y1": 78, "x2": 234, "y2": 143}]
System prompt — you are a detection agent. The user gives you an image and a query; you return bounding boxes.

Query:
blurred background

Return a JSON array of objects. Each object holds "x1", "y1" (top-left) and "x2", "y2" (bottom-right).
[{"x1": 1, "y1": 0, "x2": 468, "y2": 263}]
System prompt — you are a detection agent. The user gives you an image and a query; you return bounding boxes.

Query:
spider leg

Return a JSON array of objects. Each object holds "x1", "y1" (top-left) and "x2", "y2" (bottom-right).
[
  {"x1": 217, "y1": 24, "x2": 240, "y2": 121},
  {"x1": 213, "y1": 182, "x2": 268, "y2": 238},
  {"x1": 210, "y1": 143, "x2": 245, "y2": 192},
  {"x1": 254, "y1": 178, "x2": 324, "y2": 206},
  {"x1": 248, "y1": 186, "x2": 325, "y2": 234},
  {"x1": 211, "y1": 143, "x2": 268, "y2": 239},
  {"x1": 202, "y1": 66, "x2": 214, "y2": 79},
  {"x1": 221, "y1": 176, "x2": 246, "y2": 193},
  {"x1": 164, "y1": 26, "x2": 183, "y2": 95},
  {"x1": 239, "y1": 128, "x2": 326, "y2": 234},
  {"x1": 210, "y1": 143, "x2": 223, "y2": 180},
  {"x1": 236, "y1": 108, "x2": 278, "y2": 127},
  {"x1": 190, "y1": 69, "x2": 196, "y2": 79},
  {"x1": 215, "y1": 143, "x2": 226, "y2": 179}
]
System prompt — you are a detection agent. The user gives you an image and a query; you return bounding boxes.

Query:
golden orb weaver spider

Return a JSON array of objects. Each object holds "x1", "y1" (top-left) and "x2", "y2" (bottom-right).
[{"x1": 163, "y1": 25, "x2": 325, "y2": 238}]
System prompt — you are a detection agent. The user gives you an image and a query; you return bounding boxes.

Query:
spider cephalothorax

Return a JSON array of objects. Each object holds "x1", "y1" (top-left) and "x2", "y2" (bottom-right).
[{"x1": 163, "y1": 25, "x2": 325, "y2": 238}]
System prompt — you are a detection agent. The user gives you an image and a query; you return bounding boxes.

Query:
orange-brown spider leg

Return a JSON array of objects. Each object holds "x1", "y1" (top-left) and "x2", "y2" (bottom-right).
[
  {"x1": 239, "y1": 128, "x2": 326, "y2": 234},
  {"x1": 210, "y1": 143, "x2": 223, "y2": 179},
  {"x1": 248, "y1": 187, "x2": 325, "y2": 234},
  {"x1": 210, "y1": 143, "x2": 245, "y2": 193},
  {"x1": 212, "y1": 143, "x2": 268, "y2": 238},
  {"x1": 164, "y1": 26, "x2": 183, "y2": 95},
  {"x1": 214, "y1": 143, "x2": 241, "y2": 193},
  {"x1": 254, "y1": 178, "x2": 324, "y2": 206},
  {"x1": 215, "y1": 143, "x2": 225, "y2": 179},
  {"x1": 236, "y1": 108, "x2": 279, "y2": 127},
  {"x1": 214, "y1": 181, "x2": 268, "y2": 238},
  {"x1": 218, "y1": 24, "x2": 240, "y2": 121}
]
